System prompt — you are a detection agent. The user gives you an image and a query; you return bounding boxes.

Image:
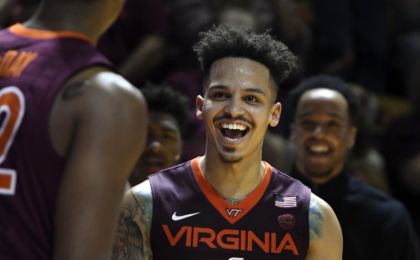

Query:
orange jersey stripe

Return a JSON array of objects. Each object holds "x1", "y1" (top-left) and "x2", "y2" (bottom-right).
[
  {"x1": 191, "y1": 157, "x2": 273, "y2": 224},
  {"x1": 9, "y1": 23, "x2": 91, "y2": 43}
]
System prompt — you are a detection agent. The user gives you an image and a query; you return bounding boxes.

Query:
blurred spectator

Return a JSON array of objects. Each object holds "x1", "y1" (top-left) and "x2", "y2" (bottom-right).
[
  {"x1": 98, "y1": 0, "x2": 169, "y2": 85},
  {"x1": 389, "y1": 0, "x2": 420, "y2": 101},
  {"x1": 156, "y1": 0, "x2": 214, "y2": 161},
  {"x1": 0, "y1": 0, "x2": 14, "y2": 28},
  {"x1": 269, "y1": 0, "x2": 312, "y2": 70},
  {"x1": 391, "y1": 0, "x2": 420, "y2": 35},
  {"x1": 287, "y1": 75, "x2": 419, "y2": 260},
  {"x1": 382, "y1": 85, "x2": 420, "y2": 242},
  {"x1": 348, "y1": 84, "x2": 389, "y2": 193},
  {"x1": 387, "y1": 0, "x2": 420, "y2": 98},
  {"x1": 162, "y1": 0, "x2": 214, "y2": 68},
  {"x1": 164, "y1": 68, "x2": 205, "y2": 161},
  {"x1": 130, "y1": 83, "x2": 190, "y2": 186},
  {"x1": 309, "y1": 0, "x2": 388, "y2": 93},
  {"x1": 0, "y1": 0, "x2": 39, "y2": 28},
  {"x1": 393, "y1": 32, "x2": 420, "y2": 101},
  {"x1": 262, "y1": 131, "x2": 295, "y2": 173},
  {"x1": 211, "y1": 0, "x2": 272, "y2": 32}
]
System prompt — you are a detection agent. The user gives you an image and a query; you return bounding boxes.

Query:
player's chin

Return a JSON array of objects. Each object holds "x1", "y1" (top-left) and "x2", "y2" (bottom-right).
[{"x1": 218, "y1": 150, "x2": 243, "y2": 163}]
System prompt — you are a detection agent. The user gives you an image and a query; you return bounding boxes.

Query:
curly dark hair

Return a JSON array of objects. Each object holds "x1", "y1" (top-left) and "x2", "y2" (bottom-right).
[
  {"x1": 193, "y1": 24, "x2": 298, "y2": 88},
  {"x1": 286, "y1": 75, "x2": 361, "y2": 127},
  {"x1": 141, "y1": 82, "x2": 190, "y2": 136}
]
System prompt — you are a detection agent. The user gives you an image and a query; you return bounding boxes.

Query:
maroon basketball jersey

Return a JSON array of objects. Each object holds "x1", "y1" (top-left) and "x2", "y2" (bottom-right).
[
  {"x1": 0, "y1": 24, "x2": 111, "y2": 259},
  {"x1": 149, "y1": 157, "x2": 311, "y2": 260}
]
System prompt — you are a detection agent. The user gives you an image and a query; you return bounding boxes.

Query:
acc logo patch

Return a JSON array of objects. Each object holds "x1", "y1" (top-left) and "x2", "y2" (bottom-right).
[{"x1": 277, "y1": 213, "x2": 295, "y2": 230}]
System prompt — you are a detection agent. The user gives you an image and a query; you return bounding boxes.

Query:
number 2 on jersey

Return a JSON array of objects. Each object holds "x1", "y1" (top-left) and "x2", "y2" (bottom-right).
[{"x1": 0, "y1": 86, "x2": 25, "y2": 195}]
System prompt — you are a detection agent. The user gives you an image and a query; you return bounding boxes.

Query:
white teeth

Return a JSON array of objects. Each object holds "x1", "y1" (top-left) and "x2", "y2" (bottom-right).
[
  {"x1": 221, "y1": 123, "x2": 247, "y2": 131},
  {"x1": 310, "y1": 145, "x2": 329, "y2": 153}
]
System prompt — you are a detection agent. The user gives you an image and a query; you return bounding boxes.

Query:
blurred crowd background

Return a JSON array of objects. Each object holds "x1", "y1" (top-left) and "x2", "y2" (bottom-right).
[{"x1": 2, "y1": 0, "x2": 420, "y2": 242}]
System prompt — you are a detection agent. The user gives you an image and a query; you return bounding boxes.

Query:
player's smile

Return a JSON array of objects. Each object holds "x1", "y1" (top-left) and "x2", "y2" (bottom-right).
[{"x1": 215, "y1": 119, "x2": 252, "y2": 145}]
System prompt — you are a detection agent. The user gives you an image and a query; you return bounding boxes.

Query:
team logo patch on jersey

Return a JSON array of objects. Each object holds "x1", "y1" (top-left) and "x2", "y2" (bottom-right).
[
  {"x1": 275, "y1": 195, "x2": 297, "y2": 208},
  {"x1": 277, "y1": 213, "x2": 295, "y2": 230},
  {"x1": 226, "y1": 208, "x2": 243, "y2": 218}
]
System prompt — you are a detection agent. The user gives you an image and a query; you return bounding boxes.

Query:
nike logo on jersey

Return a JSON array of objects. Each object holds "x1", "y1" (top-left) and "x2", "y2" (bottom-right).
[{"x1": 172, "y1": 211, "x2": 200, "y2": 221}]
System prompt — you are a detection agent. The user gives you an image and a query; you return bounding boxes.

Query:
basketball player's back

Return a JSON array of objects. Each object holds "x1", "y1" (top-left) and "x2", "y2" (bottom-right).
[{"x1": 0, "y1": 0, "x2": 148, "y2": 259}]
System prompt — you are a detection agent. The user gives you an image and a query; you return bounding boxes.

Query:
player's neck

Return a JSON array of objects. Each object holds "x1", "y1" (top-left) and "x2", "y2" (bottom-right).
[
  {"x1": 23, "y1": 8, "x2": 102, "y2": 45},
  {"x1": 199, "y1": 155, "x2": 265, "y2": 200}
]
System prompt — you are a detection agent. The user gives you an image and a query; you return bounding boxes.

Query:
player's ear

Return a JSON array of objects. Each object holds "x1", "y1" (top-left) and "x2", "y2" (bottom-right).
[
  {"x1": 269, "y1": 102, "x2": 282, "y2": 127},
  {"x1": 196, "y1": 95, "x2": 204, "y2": 120}
]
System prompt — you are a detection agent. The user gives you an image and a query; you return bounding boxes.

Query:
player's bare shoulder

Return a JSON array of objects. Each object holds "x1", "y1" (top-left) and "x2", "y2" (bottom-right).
[
  {"x1": 81, "y1": 68, "x2": 147, "y2": 116},
  {"x1": 112, "y1": 181, "x2": 154, "y2": 260},
  {"x1": 306, "y1": 193, "x2": 343, "y2": 260},
  {"x1": 130, "y1": 180, "x2": 154, "y2": 221},
  {"x1": 308, "y1": 193, "x2": 326, "y2": 241},
  {"x1": 50, "y1": 66, "x2": 147, "y2": 157}
]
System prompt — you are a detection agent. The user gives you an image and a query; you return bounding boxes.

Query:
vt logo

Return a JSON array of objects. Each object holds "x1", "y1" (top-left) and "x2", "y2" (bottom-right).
[{"x1": 226, "y1": 208, "x2": 243, "y2": 218}]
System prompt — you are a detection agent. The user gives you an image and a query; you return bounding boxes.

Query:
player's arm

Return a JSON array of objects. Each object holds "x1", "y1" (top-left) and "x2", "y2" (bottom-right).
[
  {"x1": 305, "y1": 193, "x2": 343, "y2": 260},
  {"x1": 52, "y1": 69, "x2": 148, "y2": 260},
  {"x1": 112, "y1": 181, "x2": 154, "y2": 260}
]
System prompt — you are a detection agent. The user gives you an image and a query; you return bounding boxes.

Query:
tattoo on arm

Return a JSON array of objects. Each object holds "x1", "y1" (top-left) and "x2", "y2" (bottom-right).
[
  {"x1": 112, "y1": 186, "x2": 153, "y2": 260},
  {"x1": 309, "y1": 197, "x2": 324, "y2": 241},
  {"x1": 62, "y1": 81, "x2": 89, "y2": 100}
]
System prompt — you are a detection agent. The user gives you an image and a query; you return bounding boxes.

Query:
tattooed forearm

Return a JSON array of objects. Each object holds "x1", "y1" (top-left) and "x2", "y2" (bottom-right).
[
  {"x1": 112, "y1": 204, "x2": 143, "y2": 260},
  {"x1": 112, "y1": 183, "x2": 154, "y2": 260},
  {"x1": 132, "y1": 186, "x2": 153, "y2": 259},
  {"x1": 309, "y1": 196, "x2": 323, "y2": 241}
]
